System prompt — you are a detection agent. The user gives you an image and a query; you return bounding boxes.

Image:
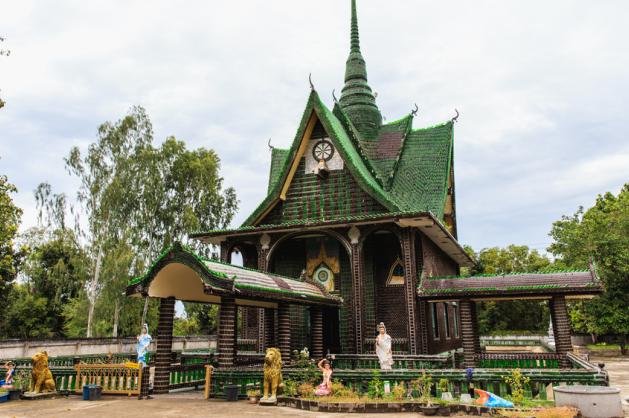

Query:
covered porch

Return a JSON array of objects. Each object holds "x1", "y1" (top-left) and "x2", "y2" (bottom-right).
[
  {"x1": 417, "y1": 267, "x2": 604, "y2": 369},
  {"x1": 125, "y1": 243, "x2": 342, "y2": 394}
]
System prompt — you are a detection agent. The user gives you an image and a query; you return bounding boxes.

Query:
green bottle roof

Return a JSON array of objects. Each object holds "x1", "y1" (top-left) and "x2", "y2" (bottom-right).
[{"x1": 339, "y1": 0, "x2": 382, "y2": 141}]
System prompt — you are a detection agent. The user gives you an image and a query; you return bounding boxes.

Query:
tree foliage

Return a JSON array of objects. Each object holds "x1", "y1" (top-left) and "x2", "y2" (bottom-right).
[
  {"x1": 0, "y1": 174, "x2": 23, "y2": 336},
  {"x1": 548, "y1": 184, "x2": 629, "y2": 352},
  {"x1": 1, "y1": 106, "x2": 238, "y2": 340}
]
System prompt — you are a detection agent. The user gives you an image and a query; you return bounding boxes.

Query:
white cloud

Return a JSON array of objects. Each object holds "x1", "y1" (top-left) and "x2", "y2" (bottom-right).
[{"x1": 1, "y1": 0, "x2": 627, "y2": 252}]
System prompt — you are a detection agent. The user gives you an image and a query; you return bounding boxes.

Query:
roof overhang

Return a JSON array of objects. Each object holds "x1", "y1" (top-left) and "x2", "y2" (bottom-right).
[
  {"x1": 417, "y1": 267, "x2": 604, "y2": 301},
  {"x1": 190, "y1": 212, "x2": 475, "y2": 268},
  {"x1": 126, "y1": 243, "x2": 342, "y2": 307}
]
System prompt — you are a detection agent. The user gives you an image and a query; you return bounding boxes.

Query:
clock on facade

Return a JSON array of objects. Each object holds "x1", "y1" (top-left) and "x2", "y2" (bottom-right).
[{"x1": 312, "y1": 139, "x2": 334, "y2": 161}]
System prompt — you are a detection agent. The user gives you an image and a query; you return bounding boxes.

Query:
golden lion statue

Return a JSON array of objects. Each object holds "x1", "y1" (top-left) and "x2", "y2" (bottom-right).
[
  {"x1": 261, "y1": 347, "x2": 282, "y2": 402},
  {"x1": 30, "y1": 351, "x2": 56, "y2": 393}
]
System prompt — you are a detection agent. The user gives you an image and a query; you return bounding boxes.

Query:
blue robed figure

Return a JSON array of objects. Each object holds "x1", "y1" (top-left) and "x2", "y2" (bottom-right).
[{"x1": 137, "y1": 323, "x2": 152, "y2": 366}]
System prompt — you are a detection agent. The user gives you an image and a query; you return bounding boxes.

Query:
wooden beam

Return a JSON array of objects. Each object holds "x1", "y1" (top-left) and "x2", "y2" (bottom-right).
[{"x1": 280, "y1": 112, "x2": 318, "y2": 201}]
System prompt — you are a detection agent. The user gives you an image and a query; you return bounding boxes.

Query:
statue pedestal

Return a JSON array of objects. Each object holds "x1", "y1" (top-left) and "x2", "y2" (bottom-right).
[
  {"x1": 259, "y1": 397, "x2": 278, "y2": 406},
  {"x1": 22, "y1": 391, "x2": 59, "y2": 400}
]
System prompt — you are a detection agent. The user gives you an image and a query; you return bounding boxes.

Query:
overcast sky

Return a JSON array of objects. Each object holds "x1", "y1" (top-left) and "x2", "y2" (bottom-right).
[{"x1": 1, "y1": 0, "x2": 627, "y2": 253}]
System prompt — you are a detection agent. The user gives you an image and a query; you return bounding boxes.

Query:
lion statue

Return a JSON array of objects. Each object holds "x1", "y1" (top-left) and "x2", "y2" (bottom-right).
[
  {"x1": 30, "y1": 351, "x2": 56, "y2": 393},
  {"x1": 261, "y1": 347, "x2": 282, "y2": 402}
]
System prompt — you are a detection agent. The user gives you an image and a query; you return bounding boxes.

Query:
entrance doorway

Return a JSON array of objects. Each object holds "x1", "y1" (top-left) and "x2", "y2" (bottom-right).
[{"x1": 322, "y1": 307, "x2": 341, "y2": 354}]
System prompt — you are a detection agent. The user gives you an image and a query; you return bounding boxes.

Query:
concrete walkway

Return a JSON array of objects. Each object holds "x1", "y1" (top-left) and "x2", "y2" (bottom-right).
[{"x1": 0, "y1": 394, "x2": 480, "y2": 418}]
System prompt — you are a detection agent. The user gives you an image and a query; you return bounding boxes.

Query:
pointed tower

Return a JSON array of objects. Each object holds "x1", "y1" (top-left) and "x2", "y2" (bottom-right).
[{"x1": 339, "y1": 0, "x2": 382, "y2": 141}]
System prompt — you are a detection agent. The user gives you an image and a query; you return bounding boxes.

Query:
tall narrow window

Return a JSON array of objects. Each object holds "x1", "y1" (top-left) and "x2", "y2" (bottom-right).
[
  {"x1": 452, "y1": 302, "x2": 459, "y2": 338},
  {"x1": 431, "y1": 303, "x2": 440, "y2": 339},
  {"x1": 443, "y1": 302, "x2": 451, "y2": 338}
]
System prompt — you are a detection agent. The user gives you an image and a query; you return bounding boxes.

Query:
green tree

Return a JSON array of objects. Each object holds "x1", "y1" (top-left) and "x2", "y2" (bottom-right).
[
  {"x1": 466, "y1": 245, "x2": 553, "y2": 334},
  {"x1": 59, "y1": 106, "x2": 237, "y2": 337},
  {"x1": 3, "y1": 284, "x2": 55, "y2": 339},
  {"x1": 549, "y1": 184, "x2": 629, "y2": 353},
  {"x1": 0, "y1": 173, "x2": 23, "y2": 336},
  {"x1": 18, "y1": 227, "x2": 88, "y2": 337}
]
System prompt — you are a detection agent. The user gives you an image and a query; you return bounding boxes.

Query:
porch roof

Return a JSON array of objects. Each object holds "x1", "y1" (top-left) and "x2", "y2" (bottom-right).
[
  {"x1": 417, "y1": 266, "x2": 603, "y2": 301},
  {"x1": 126, "y1": 243, "x2": 342, "y2": 307},
  {"x1": 189, "y1": 211, "x2": 475, "y2": 268}
]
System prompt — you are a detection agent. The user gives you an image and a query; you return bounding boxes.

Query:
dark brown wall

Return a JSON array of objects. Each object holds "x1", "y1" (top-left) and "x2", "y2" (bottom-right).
[
  {"x1": 425, "y1": 301, "x2": 462, "y2": 354},
  {"x1": 421, "y1": 233, "x2": 461, "y2": 353},
  {"x1": 421, "y1": 234, "x2": 459, "y2": 277},
  {"x1": 364, "y1": 231, "x2": 408, "y2": 347}
]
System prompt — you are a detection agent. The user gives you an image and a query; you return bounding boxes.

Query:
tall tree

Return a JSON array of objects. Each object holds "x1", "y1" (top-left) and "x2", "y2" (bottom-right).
[
  {"x1": 63, "y1": 106, "x2": 237, "y2": 337},
  {"x1": 466, "y1": 245, "x2": 554, "y2": 334},
  {"x1": 0, "y1": 173, "x2": 23, "y2": 335},
  {"x1": 549, "y1": 184, "x2": 629, "y2": 353}
]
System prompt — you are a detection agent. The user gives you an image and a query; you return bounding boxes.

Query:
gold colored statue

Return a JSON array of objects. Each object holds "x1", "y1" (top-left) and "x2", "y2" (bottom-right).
[
  {"x1": 30, "y1": 351, "x2": 56, "y2": 393},
  {"x1": 261, "y1": 347, "x2": 282, "y2": 402}
]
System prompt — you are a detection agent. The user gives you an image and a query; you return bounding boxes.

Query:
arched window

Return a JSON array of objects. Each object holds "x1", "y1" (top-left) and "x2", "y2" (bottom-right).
[{"x1": 386, "y1": 257, "x2": 405, "y2": 286}]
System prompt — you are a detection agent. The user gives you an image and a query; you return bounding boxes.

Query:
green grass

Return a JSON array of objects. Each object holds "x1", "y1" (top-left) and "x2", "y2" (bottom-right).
[{"x1": 586, "y1": 343, "x2": 622, "y2": 351}]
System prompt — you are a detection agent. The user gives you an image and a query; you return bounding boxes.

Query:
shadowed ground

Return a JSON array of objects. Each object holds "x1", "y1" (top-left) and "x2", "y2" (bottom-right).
[{"x1": 0, "y1": 392, "x2": 479, "y2": 418}]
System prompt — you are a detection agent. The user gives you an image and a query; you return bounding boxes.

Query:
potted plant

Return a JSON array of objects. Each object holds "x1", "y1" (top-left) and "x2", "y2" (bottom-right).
[
  {"x1": 436, "y1": 399, "x2": 451, "y2": 416},
  {"x1": 438, "y1": 378, "x2": 452, "y2": 401},
  {"x1": 223, "y1": 372, "x2": 240, "y2": 402},
  {"x1": 417, "y1": 371, "x2": 438, "y2": 416},
  {"x1": 246, "y1": 388, "x2": 261, "y2": 404}
]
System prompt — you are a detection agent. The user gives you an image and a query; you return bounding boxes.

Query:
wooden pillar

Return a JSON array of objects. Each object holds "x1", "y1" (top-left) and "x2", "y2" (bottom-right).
[
  {"x1": 154, "y1": 297, "x2": 175, "y2": 394},
  {"x1": 401, "y1": 228, "x2": 419, "y2": 354},
  {"x1": 264, "y1": 307, "x2": 275, "y2": 349},
  {"x1": 277, "y1": 303, "x2": 291, "y2": 362},
  {"x1": 310, "y1": 306, "x2": 324, "y2": 359},
  {"x1": 471, "y1": 302, "x2": 481, "y2": 354},
  {"x1": 349, "y1": 243, "x2": 364, "y2": 353},
  {"x1": 257, "y1": 235, "x2": 270, "y2": 353},
  {"x1": 417, "y1": 300, "x2": 430, "y2": 354},
  {"x1": 218, "y1": 296, "x2": 237, "y2": 367},
  {"x1": 219, "y1": 241, "x2": 229, "y2": 263},
  {"x1": 459, "y1": 299, "x2": 478, "y2": 368},
  {"x1": 550, "y1": 295, "x2": 573, "y2": 368}
]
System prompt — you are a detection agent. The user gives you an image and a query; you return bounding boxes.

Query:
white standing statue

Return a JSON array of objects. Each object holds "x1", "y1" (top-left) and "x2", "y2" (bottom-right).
[{"x1": 375, "y1": 322, "x2": 394, "y2": 370}]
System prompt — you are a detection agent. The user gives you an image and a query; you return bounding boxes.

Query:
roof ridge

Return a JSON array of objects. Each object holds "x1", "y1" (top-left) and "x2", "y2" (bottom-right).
[
  {"x1": 382, "y1": 114, "x2": 415, "y2": 190},
  {"x1": 427, "y1": 269, "x2": 591, "y2": 280},
  {"x1": 332, "y1": 103, "x2": 385, "y2": 187}
]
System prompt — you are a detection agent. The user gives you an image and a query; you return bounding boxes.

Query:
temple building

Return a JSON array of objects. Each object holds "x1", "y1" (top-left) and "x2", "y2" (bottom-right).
[{"x1": 126, "y1": 0, "x2": 603, "y2": 394}]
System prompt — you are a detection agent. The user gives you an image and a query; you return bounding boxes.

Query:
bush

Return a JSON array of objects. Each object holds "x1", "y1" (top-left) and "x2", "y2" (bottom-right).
[
  {"x1": 438, "y1": 378, "x2": 449, "y2": 393},
  {"x1": 367, "y1": 370, "x2": 384, "y2": 399},
  {"x1": 298, "y1": 382, "x2": 314, "y2": 397},
  {"x1": 331, "y1": 382, "x2": 356, "y2": 398},
  {"x1": 413, "y1": 371, "x2": 433, "y2": 405},
  {"x1": 283, "y1": 379, "x2": 298, "y2": 397},
  {"x1": 392, "y1": 382, "x2": 406, "y2": 400},
  {"x1": 503, "y1": 369, "x2": 530, "y2": 406}
]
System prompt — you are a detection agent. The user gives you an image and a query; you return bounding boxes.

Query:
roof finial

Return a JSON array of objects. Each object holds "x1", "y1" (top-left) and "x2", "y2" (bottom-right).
[
  {"x1": 351, "y1": 0, "x2": 360, "y2": 53},
  {"x1": 411, "y1": 103, "x2": 419, "y2": 117},
  {"x1": 451, "y1": 108, "x2": 460, "y2": 123},
  {"x1": 309, "y1": 73, "x2": 315, "y2": 90}
]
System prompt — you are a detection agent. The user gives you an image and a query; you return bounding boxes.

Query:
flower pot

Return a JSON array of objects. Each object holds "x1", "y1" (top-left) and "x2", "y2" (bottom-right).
[
  {"x1": 248, "y1": 396, "x2": 258, "y2": 404},
  {"x1": 421, "y1": 405, "x2": 439, "y2": 416},
  {"x1": 438, "y1": 406, "x2": 451, "y2": 416},
  {"x1": 224, "y1": 384, "x2": 240, "y2": 402},
  {"x1": 8, "y1": 389, "x2": 22, "y2": 401},
  {"x1": 0, "y1": 393, "x2": 8, "y2": 403}
]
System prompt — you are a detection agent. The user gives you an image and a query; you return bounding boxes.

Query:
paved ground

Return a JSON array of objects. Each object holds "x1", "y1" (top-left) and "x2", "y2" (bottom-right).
[
  {"x1": 0, "y1": 393, "x2": 477, "y2": 418},
  {"x1": 591, "y1": 355, "x2": 629, "y2": 415},
  {"x1": 1, "y1": 356, "x2": 626, "y2": 418}
]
